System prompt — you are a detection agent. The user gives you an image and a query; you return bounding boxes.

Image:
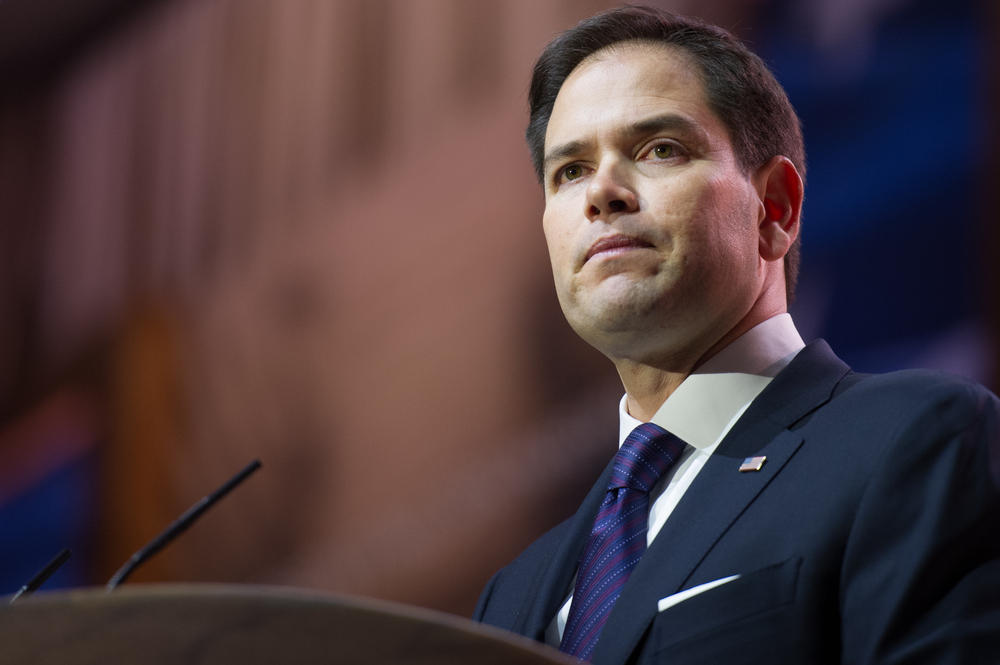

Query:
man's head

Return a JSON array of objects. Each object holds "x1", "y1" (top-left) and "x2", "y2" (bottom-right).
[
  {"x1": 528, "y1": 6, "x2": 804, "y2": 303},
  {"x1": 530, "y1": 7, "x2": 804, "y2": 370}
]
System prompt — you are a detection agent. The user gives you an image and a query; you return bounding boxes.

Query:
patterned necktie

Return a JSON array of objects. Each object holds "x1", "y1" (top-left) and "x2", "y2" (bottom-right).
[{"x1": 559, "y1": 422, "x2": 686, "y2": 661}]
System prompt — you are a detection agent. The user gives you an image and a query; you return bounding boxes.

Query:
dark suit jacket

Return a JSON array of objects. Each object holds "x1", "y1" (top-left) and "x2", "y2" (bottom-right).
[{"x1": 474, "y1": 340, "x2": 1000, "y2": 664}]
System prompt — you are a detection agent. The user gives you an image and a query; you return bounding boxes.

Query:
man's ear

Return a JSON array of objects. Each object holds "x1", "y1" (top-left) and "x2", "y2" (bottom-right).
[{"x1": 753, "y1": 155, "x2": 803, "y2": 262}]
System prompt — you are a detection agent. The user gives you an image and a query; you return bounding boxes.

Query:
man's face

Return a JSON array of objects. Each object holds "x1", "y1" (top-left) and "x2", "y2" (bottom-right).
[{"x1": 541, "y1": 43, "x2": 768, "y2": 365}]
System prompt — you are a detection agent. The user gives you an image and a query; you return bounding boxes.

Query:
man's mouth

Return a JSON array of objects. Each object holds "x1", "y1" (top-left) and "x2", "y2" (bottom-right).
[{"x1": 585, "y1": 234, "x2": 654, "y2": 262}]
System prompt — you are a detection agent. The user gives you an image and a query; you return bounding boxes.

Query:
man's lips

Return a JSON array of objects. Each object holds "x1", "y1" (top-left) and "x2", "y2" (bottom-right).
[{"x1": 584, "y1": 234, "x2": 654, "y2": 262}]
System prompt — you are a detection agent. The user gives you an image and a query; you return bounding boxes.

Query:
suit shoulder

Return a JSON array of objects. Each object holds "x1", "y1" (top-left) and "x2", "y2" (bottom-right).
[
  {"x1": 834, "y1": 370, "x2": 1000, "y2": 661},
  {"x1": 837, "y1": 367, "x2": 998, "y2": 423},
  {"x1": 799, "y1": 366, "x2": 1000, "y2": 481},
  {"x1": 819, "y1": 368, "x2": 1000, "y2": 499}
]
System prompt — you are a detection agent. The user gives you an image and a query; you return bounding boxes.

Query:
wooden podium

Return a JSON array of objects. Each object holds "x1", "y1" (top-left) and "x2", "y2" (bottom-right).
[{"x1": 0, "y1": 585, "x2": 576, "y2": 664}]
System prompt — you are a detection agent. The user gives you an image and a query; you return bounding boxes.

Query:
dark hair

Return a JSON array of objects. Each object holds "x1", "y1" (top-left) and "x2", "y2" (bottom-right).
[{"x1": 527, "y1": 5, "x2": 804, "y2": 301}]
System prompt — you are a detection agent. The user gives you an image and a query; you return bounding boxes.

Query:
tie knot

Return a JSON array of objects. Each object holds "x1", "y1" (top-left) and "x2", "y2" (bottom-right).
[{"x1": 610, "y1": 422, "x2": 686, "y2": 493}]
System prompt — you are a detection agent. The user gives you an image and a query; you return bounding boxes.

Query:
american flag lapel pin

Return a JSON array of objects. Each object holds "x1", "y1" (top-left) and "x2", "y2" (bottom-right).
[{"x1": 739, "y1": 456, "x2": 767, "y2": 472}]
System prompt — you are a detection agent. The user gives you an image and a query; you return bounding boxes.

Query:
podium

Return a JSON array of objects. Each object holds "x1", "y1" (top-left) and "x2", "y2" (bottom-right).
[{"x1": 0, "y1": 585, "x2": 576, "y2": 664}]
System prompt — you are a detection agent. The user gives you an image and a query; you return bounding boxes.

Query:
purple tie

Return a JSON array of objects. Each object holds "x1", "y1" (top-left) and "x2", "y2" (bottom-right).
[{"x1": 559, "y1": 422, "x2": 686, "y2": 661}]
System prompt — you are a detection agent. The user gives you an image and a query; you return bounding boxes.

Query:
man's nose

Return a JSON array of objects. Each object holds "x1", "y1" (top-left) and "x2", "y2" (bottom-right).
[{"x1": 585, "y1": 161, "x2": 638, "y2": 220}]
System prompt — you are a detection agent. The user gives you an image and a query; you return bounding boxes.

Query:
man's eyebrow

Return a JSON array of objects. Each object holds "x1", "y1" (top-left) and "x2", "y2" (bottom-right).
[
  {"x1": 542, "y1": 140, "x2": 589, "y2": 174},
  {"x1": 542, "y1": 113, "x2": 707, "y2": 174},
  {"x1": 628, "y1": 113, "x2": 704, "y2": 140}
]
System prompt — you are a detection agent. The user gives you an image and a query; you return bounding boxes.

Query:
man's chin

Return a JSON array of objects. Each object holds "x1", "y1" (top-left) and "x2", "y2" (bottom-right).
[
  {"x1": 565, "y1": 286, "x2": 671, "y2": 330},
  {"x1": 567, "y1": 307, "x2": 675, "y2": 355}
]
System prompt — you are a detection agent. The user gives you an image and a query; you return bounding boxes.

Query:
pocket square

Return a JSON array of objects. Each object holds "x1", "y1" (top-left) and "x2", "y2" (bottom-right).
[{"x1": 657, "y1": 574, "x2": 741, "y2": 612}]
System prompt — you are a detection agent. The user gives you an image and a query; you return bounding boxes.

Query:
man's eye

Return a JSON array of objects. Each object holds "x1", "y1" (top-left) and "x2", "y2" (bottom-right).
[
  {"x1": 562, "y1": 165, "x2": 583, "y2": 181},
  {"x1": 650, "y1": 143, "x2": 676, "y2": 159}
]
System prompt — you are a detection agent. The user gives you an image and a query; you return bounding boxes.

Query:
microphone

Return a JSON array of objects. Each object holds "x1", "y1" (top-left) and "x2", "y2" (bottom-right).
[
  {"x1": 8, "y1": 548, "x2": 72, "y2": 604},
  {"x1": 106, "y1": 459, "x2": 261, "y2": 591}
]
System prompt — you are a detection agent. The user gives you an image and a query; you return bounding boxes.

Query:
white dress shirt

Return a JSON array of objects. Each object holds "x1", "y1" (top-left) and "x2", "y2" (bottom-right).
[{"x1": 546, "y1": 314, "x2": 805, "y2": 645}]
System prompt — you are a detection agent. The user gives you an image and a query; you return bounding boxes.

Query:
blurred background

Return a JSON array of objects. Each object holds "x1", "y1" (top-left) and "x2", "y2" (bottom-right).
[{"x1": 0, "y1": 0, "x2": 996, "y2": 615}]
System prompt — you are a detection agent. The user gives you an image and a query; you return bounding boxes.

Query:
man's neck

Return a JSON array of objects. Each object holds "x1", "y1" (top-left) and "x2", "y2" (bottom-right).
[
  {"x1": 615, "y1": 306, "x2": 789, "y2": 422},
  {"x1": 620, "y1": 363, "x2": 689, "y2": 422}
]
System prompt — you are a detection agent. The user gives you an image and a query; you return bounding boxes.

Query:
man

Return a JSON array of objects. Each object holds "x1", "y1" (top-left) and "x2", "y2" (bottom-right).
[{"x1": 473, "y1": 6, "x2": 1000, "y2": 664}]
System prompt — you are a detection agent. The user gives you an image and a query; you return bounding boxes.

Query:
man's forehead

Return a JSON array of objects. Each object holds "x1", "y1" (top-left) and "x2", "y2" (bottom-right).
[{"x1": 543, "y1": 42, "x2": 719, "y2": 155}]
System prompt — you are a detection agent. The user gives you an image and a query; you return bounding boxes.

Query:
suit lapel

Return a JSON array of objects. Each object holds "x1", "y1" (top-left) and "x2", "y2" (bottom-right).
[
  {"x1": 515, "y1": 459, "x2": 615, "y2": 640},
  {"x1": 591, "y1": 340, "x2": 851, "y2": 665}
]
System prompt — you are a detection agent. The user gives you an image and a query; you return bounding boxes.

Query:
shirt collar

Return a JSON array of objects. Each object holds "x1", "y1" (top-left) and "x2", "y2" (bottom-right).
[{"x1": 618, "y1": 314, "x2": 805, "y2": 449}]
